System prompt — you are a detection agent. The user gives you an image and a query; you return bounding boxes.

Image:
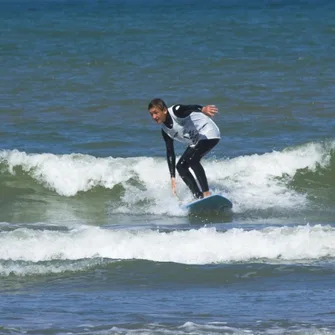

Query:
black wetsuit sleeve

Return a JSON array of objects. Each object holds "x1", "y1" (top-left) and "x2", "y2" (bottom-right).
[
  {"x1": 161, "y1": 129, "x2": 176, "y2": 178},
  {"x1": 172, "y1": 104, "x2": 203, "y2": 118}
]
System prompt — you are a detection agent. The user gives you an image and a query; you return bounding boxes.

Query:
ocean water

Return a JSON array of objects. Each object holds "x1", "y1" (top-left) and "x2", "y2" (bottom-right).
[{"x1": 1, "y1": 0, "x2": 335, "y2": 334}]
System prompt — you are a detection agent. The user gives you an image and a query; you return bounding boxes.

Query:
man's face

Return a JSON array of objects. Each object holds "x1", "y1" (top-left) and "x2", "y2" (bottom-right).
[{"x1": 148, "y1": 107, "x2": 167, "y2": 124}]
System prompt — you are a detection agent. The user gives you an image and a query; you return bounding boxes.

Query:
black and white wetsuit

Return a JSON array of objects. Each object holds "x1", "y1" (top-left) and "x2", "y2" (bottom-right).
[{"x1": 162, "y1": 104, "x2": 220, "y2": 199}]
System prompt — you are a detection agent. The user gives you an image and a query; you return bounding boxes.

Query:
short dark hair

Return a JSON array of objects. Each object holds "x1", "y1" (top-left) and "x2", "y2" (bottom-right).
[{"x1": 148, "y1": 98, "x2": 167, "y2": 111}]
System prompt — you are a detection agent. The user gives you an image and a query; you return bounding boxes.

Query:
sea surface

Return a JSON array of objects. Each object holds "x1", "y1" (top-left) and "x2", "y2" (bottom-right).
[{"x1": 1, "y1": 0, "x2": 335, "y2": 334}]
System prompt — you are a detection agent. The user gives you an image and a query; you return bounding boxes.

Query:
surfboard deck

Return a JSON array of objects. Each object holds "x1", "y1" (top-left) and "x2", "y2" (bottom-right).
[{"x1": 183, "y1": 194, "x2": 232, "y2": 215}]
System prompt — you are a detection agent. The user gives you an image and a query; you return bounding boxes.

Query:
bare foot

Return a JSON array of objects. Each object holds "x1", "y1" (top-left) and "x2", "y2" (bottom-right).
[{"x1": 203, "y1": 191, "x2": 211, "y2": 198}]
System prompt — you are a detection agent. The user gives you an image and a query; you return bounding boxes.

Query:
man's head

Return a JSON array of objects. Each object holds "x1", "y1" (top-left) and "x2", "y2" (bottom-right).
[{"x1": 148, "y1": 98, "x2": 168, "y2": 124}]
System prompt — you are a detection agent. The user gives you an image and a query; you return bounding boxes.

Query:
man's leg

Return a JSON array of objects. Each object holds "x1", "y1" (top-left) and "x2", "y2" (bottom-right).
[
  {"x1": 176, "y1": 146, "x2": 203, "y2": 199},
  {"x1": 177, "y1": 139, "x2": 219, "y2": 199}
]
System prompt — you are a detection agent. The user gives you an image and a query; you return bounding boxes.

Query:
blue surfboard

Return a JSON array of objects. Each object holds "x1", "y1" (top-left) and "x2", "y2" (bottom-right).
[{"x1": 183, "y1": 194, "x2": 232, "y2": 214}]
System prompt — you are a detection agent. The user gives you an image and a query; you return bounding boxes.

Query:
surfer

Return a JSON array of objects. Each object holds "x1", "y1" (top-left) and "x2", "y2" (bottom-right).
[{"x1": 148, "y1": 98, "x2": 220, "y2": 199}]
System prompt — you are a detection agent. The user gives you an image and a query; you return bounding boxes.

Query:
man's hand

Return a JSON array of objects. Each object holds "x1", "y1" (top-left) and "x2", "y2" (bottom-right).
[
  {"x1": 171, "y1": 177, "x2": 177, "y2": 196},
  {"x1": 202, "y1": 105, "x2": 218, "y2": 117}
]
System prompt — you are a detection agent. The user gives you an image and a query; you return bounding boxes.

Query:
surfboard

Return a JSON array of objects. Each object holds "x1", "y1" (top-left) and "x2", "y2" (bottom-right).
[{"x1": 183, "y1": 194, "x2": 232, "y2": 215}]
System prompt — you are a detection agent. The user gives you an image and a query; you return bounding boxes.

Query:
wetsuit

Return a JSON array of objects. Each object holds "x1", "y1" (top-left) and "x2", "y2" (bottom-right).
[{"x1": 162, "y1": 104, "x2": 220, "y2": 199}]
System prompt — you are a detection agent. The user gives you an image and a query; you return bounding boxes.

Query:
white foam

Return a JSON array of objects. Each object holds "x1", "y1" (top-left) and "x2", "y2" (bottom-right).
[
  {"x1": 99, "y1": 323, "x2": 335, "y2": 335},
  {"x1": 0, "y1": 224, "x2": 334, "y2": 268},
  {"x1": 0, "y1": 140, "x2": 333, "y2": 214},
  {"x1": 206, "y1": 141, "x2": 333, "y2": 212},
  {"x1": 0, "y1": 149, "x2": 137, "y2": 196},
  {"x1": 0, "y1": 258, "x2": 111, "y2": 277}
]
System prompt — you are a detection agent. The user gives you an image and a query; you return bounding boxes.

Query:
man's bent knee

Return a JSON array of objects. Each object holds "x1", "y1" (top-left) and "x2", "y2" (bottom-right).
[{"x1": 176, "y1": 160, "x2": 188, "y2": 177}]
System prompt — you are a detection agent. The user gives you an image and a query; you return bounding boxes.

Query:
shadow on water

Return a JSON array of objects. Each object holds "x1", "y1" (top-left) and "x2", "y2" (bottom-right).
[{"x1": 187, "y1": 208, "x2": 234, "y2": 225}]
